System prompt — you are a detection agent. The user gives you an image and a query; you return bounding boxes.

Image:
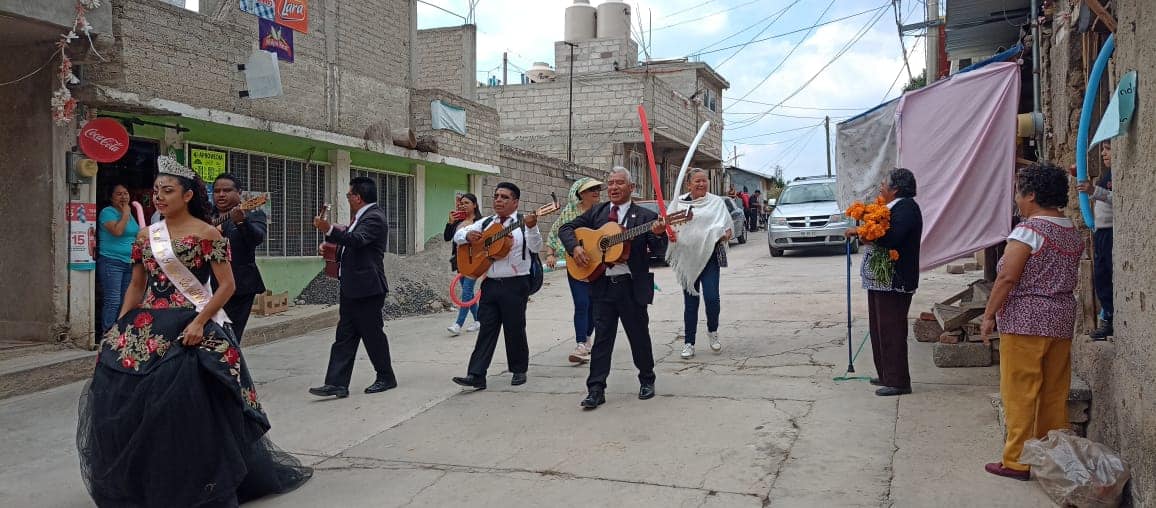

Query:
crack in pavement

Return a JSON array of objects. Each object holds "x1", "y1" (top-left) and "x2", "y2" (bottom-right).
[
  {"x1": 762, "y1": 400, "x2": 816, "y2": 507},
  {"x1": 881, "y1": 398, "x2": 901, "y2": 507},
  {"x1": 399, "y1": 469, "x2": 448, "y2": 507}
]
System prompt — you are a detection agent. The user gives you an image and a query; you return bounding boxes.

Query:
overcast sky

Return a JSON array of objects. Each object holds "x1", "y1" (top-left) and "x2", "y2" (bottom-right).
[{"x1": 418, "y1": 0, "x2": 932, "y2": 181}]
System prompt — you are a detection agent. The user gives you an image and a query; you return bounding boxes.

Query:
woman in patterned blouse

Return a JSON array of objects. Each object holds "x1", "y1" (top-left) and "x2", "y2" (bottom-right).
[
  {"x1": 77, "y1": 158, "x2": 311, "y2": 506},
  {"x1": 980, "y1": 163, "x2": 1083, "y2": 481}
]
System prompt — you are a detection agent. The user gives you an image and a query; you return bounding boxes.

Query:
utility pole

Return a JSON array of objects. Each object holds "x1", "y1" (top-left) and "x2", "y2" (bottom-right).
[
  {"x1": 502, "y1": 52, "x2": 507, "y2": 87},
  {"x1": 824, "y1": 116, "x2": 832, "y2": 177},
  {"x1": 925, "y1": 0, "x2": 940, "y2": 83},
  {"x1": 733, "y1": 146, "x2": 738, "y2": 168},
  {"x1": 564, "y1": 42, "x2": 577, "y2": 162}
]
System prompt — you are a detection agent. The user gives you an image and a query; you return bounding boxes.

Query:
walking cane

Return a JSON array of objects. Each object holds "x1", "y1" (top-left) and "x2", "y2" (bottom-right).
[{"x1": 845, "y1": 239, "x2": 855, "y2": 373}]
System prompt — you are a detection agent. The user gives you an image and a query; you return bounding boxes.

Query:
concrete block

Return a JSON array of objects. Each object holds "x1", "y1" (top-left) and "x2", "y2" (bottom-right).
[
  {"x1": 938, "y1": 330, "x2": 963, "y2": 344},
  {"x1": 914, "y1": 319, "x2": 944, "y2": 342},
  {"x1": 945, "y1": 264, "x2": 966, "y2": 274},
  {"x1": 963, "y1": 262, "x2": 981, "y2": 271},
  {"x1": 919, "y1": 311, "x2": 936, "y2": 321},
  {"x1": 933, "y1": 342, "x2": 992, "y2": 367}
]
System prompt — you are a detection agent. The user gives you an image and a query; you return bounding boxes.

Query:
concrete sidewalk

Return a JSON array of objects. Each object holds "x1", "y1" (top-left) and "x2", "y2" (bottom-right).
[{"x1": 0, "y1": 233, "x2": 1054, "y2": 507}]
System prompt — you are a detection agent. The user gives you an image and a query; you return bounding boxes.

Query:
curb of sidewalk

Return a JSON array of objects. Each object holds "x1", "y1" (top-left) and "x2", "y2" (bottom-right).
[{"x1": 0, "y1": 306, "x2": 341, "y2": 401}]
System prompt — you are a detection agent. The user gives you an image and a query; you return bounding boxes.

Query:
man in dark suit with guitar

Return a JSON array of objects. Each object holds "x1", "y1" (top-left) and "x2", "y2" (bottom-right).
[
  {"x1": 308, "y1": 176, "x2": 398, "y2": 398},
  {"x1": 211, "y1": 174, "x2": 266, "y2": 343},
  {"x1": 450, "y1": 182, "x2": 541, "y2": 390},
  {"x1": 559, "y1": 167, "x2": 668, "y2": 409}
]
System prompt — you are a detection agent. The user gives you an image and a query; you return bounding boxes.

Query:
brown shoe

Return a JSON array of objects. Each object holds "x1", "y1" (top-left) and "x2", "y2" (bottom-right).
[
  {"x1": 985, "y1": 462, "x2": 1030, "y2": 481},
  {"x1": 568, "y1": 342, "x2": 591, "y2": 364}
]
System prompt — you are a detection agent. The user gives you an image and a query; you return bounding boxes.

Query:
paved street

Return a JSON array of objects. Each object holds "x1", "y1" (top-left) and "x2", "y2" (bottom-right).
[{"x1": 0, "y1": 232, "x2": 1053, "y2": 507}]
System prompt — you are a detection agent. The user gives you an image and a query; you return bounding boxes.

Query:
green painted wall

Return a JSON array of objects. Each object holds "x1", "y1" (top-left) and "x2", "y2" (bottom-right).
[
  {"x1": 255, "y1": 257, "x2": 323, "y2": 300},
  {"x1": 424, "y1": 169, "x2": 471, "y2": 243}
]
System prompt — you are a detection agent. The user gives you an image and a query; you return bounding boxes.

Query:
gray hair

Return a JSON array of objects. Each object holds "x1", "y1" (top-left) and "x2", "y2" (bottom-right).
[
  {"x1": 686, "y1": 167, "x2": 708, "y2": 185},
  {"x1": 608, "y1": 166, "x2": 634, "y2": 184}
]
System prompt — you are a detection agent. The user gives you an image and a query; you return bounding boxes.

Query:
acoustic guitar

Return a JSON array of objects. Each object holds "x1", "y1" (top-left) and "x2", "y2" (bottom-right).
[
  {"x1": 456, "y1": 194, "x2": 560, "y2": 279},
  {"x1": 315, "y1": 204, "x2": 344, "y2": 279},
  {"x1": 565, "y1": 207, "x2": 694, "y2": 282},
  {"x1": 212, "y1": 195, "x2": 268, "y2": 227}
]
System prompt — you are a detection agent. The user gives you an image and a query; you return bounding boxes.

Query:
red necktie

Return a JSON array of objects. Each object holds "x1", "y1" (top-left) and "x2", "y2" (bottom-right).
[{"x1": 608, "y1": 205, "x2": 619, "y2": 224}]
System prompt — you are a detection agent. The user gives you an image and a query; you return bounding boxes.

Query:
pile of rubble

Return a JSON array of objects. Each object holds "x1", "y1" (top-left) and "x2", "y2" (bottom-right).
[{"x1": 915, "y1": 279, "x2": 999, "y2": 368}]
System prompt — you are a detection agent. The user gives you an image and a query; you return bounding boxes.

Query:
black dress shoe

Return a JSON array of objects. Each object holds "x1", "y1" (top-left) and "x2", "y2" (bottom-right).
[
  {"x1": 580, "y1": 391, "x2": 605, "y2": 409},
  {"x1": 869, "y1": 378, "x2": 882, "y2": 386},
  {"x1": 511, "y1": 372, "x2": 527, "y2": 386},
  {"x1": 365, "y1": 380, "x2": 398, "y2": 394},
  {"x1": 308, "y1": 385, "x2": 349, "y2": 398},
  {"x1": 875, "y1": 386, "x2": 912, "y2": 397},
  {"x1": 638, "y1": 384, "x2": 655, "y2": 400},
  {"x1": 452, "y1": 375, "x2": 487, "y2": 390}
]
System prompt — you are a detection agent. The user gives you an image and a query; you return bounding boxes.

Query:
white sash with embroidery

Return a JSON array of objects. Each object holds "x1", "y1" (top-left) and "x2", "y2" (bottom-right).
[{"x1": 148, "y1": 221, "x2": 229, "y2": 325}]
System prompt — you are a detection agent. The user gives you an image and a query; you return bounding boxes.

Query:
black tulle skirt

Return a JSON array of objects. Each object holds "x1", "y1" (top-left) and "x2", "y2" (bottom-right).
[{"x1": 77, "y1": 308, "x2": 311, "y2": 507}]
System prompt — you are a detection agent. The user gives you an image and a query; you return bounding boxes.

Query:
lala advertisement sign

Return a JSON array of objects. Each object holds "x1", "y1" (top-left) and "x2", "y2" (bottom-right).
[{"x1": 240, "y1": 0, "x2": 307, "y2": 33}]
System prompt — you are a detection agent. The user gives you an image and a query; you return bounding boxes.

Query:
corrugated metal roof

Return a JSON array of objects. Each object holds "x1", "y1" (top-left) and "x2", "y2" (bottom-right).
[{"x1": 945, "y1": 0, "x2": 1030, "y2": 61}]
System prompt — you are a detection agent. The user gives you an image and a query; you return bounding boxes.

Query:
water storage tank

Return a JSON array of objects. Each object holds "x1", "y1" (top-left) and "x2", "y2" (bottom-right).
[
  {"x1": 527, "y1": 62, "x2": 557, "y2": 83},
  {"x1": 596, "y1": 1, "x2": 631, "y2": 39},
  {"x1": 564, "y1": 0, "x2": 597, "y2": 42}
]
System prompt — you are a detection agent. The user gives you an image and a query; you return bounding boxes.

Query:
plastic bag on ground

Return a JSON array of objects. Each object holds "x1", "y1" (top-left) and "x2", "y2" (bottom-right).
[{"x1": 1020, "y1": 429, "x2": 1130, "y2": 508}]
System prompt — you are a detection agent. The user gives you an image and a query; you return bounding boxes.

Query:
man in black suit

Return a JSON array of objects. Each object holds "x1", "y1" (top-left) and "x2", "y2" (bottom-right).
[
  {"x1": 559, "y1": 167, "x2": 668, "y2": 409},
  {"x1": 308, "y1": 176, "x2": 398, "y2": 398},
  {"x1": 846, "y1": 168, "x2": 922, "y2": 397},
  {"x1": 211, "y1": 174, "x2": 267, "y2": 343}
]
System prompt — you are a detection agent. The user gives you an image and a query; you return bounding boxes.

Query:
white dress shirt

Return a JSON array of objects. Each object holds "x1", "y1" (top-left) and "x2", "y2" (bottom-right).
[
  {"x1": 327, "y1": 203, "x2": 376, "y2": 276},
  {"x1": 454, "y1": 213, "x2": 543, "y2": 279},
  {"x1": 605, "y1": 201, "x2": 633, "y2": 277}
]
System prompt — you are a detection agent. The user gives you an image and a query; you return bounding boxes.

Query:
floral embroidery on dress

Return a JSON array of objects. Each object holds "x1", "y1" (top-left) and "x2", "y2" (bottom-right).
[
  {"x1": 199, "y1": 335, "x2": 262, "y2": 411},
  {"x1": 102, "y1": 312, "x2": 172, "y2": 371},
  {"x1": 132, "y1": 236, "x2": 231, "y2": 311}
]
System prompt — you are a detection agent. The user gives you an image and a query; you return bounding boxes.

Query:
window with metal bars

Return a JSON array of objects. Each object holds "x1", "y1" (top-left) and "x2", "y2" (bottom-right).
[
  {"x1": 350, "y1": 168, "x2": 414, "y2": 255},
  {"x1": 189, "y1": 146, "x2": 328, "y2": 257}
]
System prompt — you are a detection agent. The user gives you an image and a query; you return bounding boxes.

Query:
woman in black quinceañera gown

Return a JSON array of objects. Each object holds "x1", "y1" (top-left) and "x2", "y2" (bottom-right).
[{"x1": 77, "y1": 218, "x2": 311, "y2": 505}]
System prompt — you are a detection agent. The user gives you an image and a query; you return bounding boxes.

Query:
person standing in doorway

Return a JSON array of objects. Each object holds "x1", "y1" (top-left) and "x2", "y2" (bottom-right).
[
  {"x1": 308, "y1": 177, "x2": 398, "y2": 398},
  {"x1": 97, "y1": 184, "x2": 140, "y2": 334},
  {"x1": 546, "y1": 177, "x2": 604, "y2": 363},
  {"x1": 211, "y1": 174, "x2": 267, "y2": 343},
  {"x1": 444, "y1": 193, "x2": 483, "y2": 336},
  {"x1": 451, "y1": 182, "x2": 541, "y2": 390},
  {"x1": 559, "y1": 167, "x2": 667, "y2": 409},
  {"x1": 1076, "y1": 141, "x2": 1114, "y2": 340}
]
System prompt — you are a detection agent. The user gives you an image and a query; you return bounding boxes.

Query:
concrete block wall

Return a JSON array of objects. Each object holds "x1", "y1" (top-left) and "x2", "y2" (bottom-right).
[
  {"x1": 89, "y1": 0, "x2": 413, "y2": 140},
  {"x1": 478, "y1": 145, "x2": 606, "y2": 241},
  {"x1": 416, "y1": 25, "x2": 476, "y2": 100},
  {"x1": 554, "y1": 37, "x2": 638, "y2": 75},
  {"x1": 410, "y1": 89, "x2": 499, "y2": 167}
]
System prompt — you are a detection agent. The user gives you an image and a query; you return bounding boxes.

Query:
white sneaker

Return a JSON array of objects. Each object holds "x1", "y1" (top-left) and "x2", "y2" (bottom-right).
[
  {"x1": 681, "y1": 343, "x2": 695, "y2": 359},
  {"x1": 465, "y1": 321, "x2": 480, "y2": 332},
  {"x1": 709, "y1": 332, "x2": 722, "y2": 352},
  {"x1": 568, "y1": 342, "x2": 592, "y2": 363},
  {"x1": 447, "y1": 323, "x2": 462, "y2": 336}
]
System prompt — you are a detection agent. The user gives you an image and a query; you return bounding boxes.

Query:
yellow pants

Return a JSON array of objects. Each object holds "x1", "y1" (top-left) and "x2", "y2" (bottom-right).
[{"x1": 999, "y1": 333, "x2": 1072, "y2": 471}]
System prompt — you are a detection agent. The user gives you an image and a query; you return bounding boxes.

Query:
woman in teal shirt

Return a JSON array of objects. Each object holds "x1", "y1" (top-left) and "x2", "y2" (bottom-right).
[{"x1": 97, "y1": 184, "x2": 140, "y2": 333}]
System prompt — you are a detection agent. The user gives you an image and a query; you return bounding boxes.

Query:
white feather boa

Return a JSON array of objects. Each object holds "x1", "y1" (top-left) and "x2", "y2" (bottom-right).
[{"x1": 665, "y1": 192, "x2": 730, "y2": 296}]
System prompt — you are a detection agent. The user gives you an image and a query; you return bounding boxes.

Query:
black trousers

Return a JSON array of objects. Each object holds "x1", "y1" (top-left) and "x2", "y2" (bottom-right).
[
  {"x1": 324, "y1": 294, "x2": 396, "y2": 387},
  {"x1": 223, "y1": 293, "x2": 257, "y2": 344},
  {"x1": 1093, "y1": 228, "x2": 1114, "y2": 319},
  {"x1": 467, "y1": 276, "x2": 531, "y2": 377},
  {"x1": 587, "y1": 275, "x2": 656, "y2": 392},
  {"x1": 867, "y1": 290, "x2": 913, "y2": 389}
]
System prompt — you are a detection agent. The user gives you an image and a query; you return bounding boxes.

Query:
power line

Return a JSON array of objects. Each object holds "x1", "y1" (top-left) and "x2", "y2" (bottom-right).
[
  {"x1": 727, "y1": 121, "x2": 823, "y2": 142},
  {"x1": 687, "y1": 2, "x2": 797, "y2": 56},
  {"x1": 723, "y1": 0, "x2": 835, "y2": 115},
  {"x1": 880, "y1": 34, "x2": 923, "y2": 102},
  {"x1": 656, "y1": 0, "x2": 760, "y2": 31},
  {"x1": 687, "y1": 3, "x2": 889, "y2": 58},
  {"x1": 892, "y1": 1, "x2": 914, "y2": 83},
  {"x1": 714, "y1": 0, "x2": 802, "y2": 69},
  {"x1": 659, "y1": 0, "x2": 719, "y2": 21},
  {"x1": 724, "y1": 97, "x2": 871, "y2": 111}
]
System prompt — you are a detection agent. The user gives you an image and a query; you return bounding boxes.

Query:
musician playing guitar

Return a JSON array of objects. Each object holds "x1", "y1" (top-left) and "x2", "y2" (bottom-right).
[
  {"x1": 210, "y1": 174, "x2": 266, "y2": 343},
  {"x1": 558, "y1": 167, "x2": 668, "y2": 410},
  {"x1": 450, "y1": 182, "x2": 542, "y2": 391}
]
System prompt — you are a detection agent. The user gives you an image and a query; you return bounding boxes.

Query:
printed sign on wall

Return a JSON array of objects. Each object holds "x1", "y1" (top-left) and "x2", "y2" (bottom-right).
[
  {"x1": 67, "y1": 203, "x2": 97, "y2": 271},
  {"x1": 274, "y1": 0, "x2": 308, "y2": 33},
  {"x1": 239, "y1": 0, "x2": 275, "y2": 20},
  {"x1": 259, "y1": 18, "x2": 294, "y2": 62},
  {"x1": 190, "y1": 148, "x2": 227, "y2": 181}
]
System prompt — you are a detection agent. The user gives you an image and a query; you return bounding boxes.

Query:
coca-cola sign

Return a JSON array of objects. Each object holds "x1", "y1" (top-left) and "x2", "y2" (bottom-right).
[
  {"x1": 274, "y1": 0, "x2": 308, "y2": 33},
  {"x1": 78, "y1": 118, "x2": 129, "y2": 163}
]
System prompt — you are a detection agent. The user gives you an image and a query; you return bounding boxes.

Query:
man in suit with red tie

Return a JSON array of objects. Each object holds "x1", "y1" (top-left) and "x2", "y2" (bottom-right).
[
  {"x1": 559, "y1": 167, "x2": 668, "y2": 409},
  {"x1": 308, "y1": 176, "x2": 398, "y2": 398}
]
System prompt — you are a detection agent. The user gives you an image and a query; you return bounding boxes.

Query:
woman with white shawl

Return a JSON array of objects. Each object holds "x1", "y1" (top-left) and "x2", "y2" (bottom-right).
[{"x1": 666, "y1": 168, "x2": 733, "y2": 359}]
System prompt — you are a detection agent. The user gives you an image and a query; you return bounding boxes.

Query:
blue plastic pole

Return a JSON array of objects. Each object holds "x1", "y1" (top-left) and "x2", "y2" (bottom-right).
[
  {"x1": 846, "y1": 240, "x2": 855, "y2": 373},
  {"x1": 1075, "y1": 34, "x2": 1114, "y2": 229}
]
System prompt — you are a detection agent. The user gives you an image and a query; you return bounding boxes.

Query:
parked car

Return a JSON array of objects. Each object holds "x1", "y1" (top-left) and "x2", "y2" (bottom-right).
[
  {"x1": 766, "y1": 176, "x2": 856, "y2": 257},
  {"x1": 635, "y1": 200, "x2": 671, "y2": 264},
  {"x1": 722, "y1": 196, "x2": 747, "y2": 244}
]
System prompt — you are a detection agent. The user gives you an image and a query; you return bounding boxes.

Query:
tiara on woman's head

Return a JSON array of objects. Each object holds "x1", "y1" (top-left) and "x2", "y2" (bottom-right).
[{"x1": 157, "y1": 156, "x2": 197, "y2": 180}]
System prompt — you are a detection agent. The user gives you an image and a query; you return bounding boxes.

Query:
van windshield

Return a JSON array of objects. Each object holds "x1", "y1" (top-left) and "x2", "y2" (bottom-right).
[{"x1": 778, "y1": 183, "x2": 835, "y2": 205}]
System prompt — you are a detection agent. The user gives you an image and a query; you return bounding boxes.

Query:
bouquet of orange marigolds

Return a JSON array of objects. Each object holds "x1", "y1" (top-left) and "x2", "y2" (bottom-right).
[{"x1": 846, "y1": 197, "x2": 899, "y2": 287}]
